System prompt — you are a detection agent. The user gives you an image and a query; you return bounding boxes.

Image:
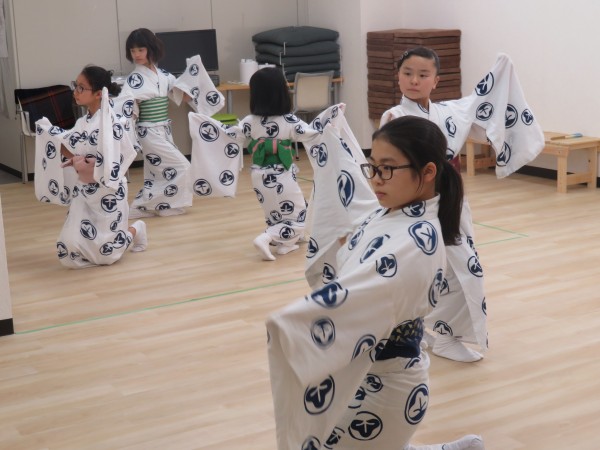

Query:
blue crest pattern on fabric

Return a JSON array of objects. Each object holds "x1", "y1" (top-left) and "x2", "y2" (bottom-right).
[{"x1": 34, "y1": 88, "x2": 137, "y2": 268}]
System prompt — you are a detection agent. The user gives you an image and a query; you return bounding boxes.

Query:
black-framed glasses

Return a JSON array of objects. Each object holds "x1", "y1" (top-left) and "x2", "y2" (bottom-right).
[
  {"x1": 70, "y1": 81, "x2": 93, "y2": 94},
  {"x1": 360, "y1": 162, "x2": 413, "y2": 180}
]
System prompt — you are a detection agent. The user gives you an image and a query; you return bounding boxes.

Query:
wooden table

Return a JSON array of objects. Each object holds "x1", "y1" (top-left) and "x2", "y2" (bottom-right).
[
  {"x1": 217, "y1": 77, "x2": 343, "y2": 114},
  {"x1": 464, "y1": 132, "x2": 600, "y2": 193},
  {"x1": 543, "y1": 131, "x2": 600, "y2": 193}
]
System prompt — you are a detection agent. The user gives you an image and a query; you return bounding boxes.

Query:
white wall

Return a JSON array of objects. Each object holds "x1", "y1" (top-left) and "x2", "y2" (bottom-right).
[
  {"x1": 0, "y1": 0, "x2": 121, "y2": 174},
  {"x1": 307, "y1": 0, "x2": 600, "y2": 173},
  {"x1": 305, "y1": 0, "x2": 408, "y2": 148},
  {"x1": 400, "y1": 0, "x2": 600, "y2": 171},
  {"x1": 303, "y1": 0, "x2": 364, "y2": 144},
  {"x1": 114, "y1": 0, "x2": 213, "y2": 77},
  {"x1": 113, "y1": 0, "x2": 214, "y2": 156},
  {"x1": 0, "y1": 0, "x2": 302, "y2": 173},
  {"x1": 211, "y1": 0, "x2": 302, "y2": 119},
  {"x1": 14, "y1": 0, "x2": 120, "y2": 87},
  {"x1": 0, "y1": 196, "x2": 12, "y2": 328},
  {"x1": 2, "y1": 0, "x2": 600, "y2": 175}
]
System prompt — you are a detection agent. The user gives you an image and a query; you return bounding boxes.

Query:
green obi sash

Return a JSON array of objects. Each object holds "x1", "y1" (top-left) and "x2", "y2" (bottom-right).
[
  {"x1": 138, "y1": 96, "x2": 169, "y2": 122},
  {"x1": 248, "y1": 138, "x2": 293, "y2": 170}
]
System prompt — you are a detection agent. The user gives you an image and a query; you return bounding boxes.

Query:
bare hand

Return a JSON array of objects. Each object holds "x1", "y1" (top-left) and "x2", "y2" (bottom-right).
[{"x1": 71, "y1": 155, "x2": 96, "y2": 184}]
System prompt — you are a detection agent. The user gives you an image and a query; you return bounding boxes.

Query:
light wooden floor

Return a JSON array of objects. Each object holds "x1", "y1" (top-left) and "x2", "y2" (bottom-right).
[{"x1": 1, "y1": 155, "x2": 599, "y2": 449}]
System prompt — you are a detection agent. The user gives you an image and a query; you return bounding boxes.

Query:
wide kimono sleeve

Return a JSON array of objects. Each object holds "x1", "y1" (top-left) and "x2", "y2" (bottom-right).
[
  {"x1": 303, "y1": 104, "x2": 379, "y2": 289},
  {"x1": 110, "y1": 91, "x2": 142, "y2": 154},
  {"x1": 282, "y1": 113, "x2": 321, "y2": 144},
  {"x1": 94, "y1": 88, "x2": 137, "y2": 189},
  {"x1": 382, "y1": 54, "x2": 545, "y2": 179},
  {"x1": 34, "y1": 117, "x2": 77, "y2": 206},
  {"x1": 430, "y1": 53, "x2": 545, "y2": 178},
  {"x1": 34, "y1": 88, "x2": 136, "y2": 204},
  {"x1": 188, "y1": 112, "x2": 245, "y2": 198},
  {"x1": 266, "y1": 259, "x2": 395, "y2": 448},
  {"x1": 379, "y1": 104, "x2": 404, "y2": 128},
  {"x1": 266, "y1": 208, "x2": 445, "y2": 449},
  {"x1": 171, "y1": 55, "x2": 225, "y2": 115},
  {"x1": 466, "y1": 53, "x2": 545, "y2": 178}
]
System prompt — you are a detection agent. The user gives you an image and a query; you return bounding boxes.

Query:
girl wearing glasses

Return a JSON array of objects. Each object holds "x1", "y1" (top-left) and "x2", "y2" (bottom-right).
[
  {"x1": 267, "y1": 116, "x2": 483, "y2": 449},
  {"x1": 34, "y1": 65, "x2": 147, "y2": 268},
  {"x1": 122, "y1": 28, "x2": 193, "y2": 219}
]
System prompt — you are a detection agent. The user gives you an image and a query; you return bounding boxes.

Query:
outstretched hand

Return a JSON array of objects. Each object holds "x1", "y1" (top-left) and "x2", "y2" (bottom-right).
[{"x1": 62, "y1": 155, "x2": 96, "y2": 184}]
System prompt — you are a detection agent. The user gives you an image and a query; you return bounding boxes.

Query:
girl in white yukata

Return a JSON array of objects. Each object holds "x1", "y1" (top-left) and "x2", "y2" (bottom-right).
[
  {"x1": 267, "y1": 116, "x2": 484, "y2": 450},
  {"x1": 380, "y1": 47, "x2": 544, "y2": 363},
  {"x1": 380, "y1": 47, "x2": 484, "y2": 363},
  {"x1": 242, "y1": 67, "x2": 319, "y2": 261},
  {"x1": 123, "y1": 28, "x2": 193, "y2": 218},
  {"x1": 34, "y1": 65, "x2": 147, "y2": 269}
]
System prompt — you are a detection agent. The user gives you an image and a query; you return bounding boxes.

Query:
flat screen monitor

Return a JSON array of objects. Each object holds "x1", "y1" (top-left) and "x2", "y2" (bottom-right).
[{"x1": 155, "y1": 29, "x2": 219, "y2": 74}]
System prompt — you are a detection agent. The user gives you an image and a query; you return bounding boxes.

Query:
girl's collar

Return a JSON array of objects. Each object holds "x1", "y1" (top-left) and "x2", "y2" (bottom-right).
[{"x1": 401, "y1": 96, "x2": 431, "y2": 114}]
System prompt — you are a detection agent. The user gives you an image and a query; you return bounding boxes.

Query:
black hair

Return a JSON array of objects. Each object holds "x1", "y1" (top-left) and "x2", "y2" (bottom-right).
[
  {"x1": 372, "y1": 116, "x2": 463, "y2": 245},
  {"x1": 81, "y1": 65, "x2": 121, "y2": 97},
  {"x1": 396, "y1": 46, "x2": 440, "y2": 74},
  {"x1": 249, "y1": 67, "x2": 292, "y2": 116},
  {"x1": 125, "y1": 28, "x2": 164, "y2": 64}
]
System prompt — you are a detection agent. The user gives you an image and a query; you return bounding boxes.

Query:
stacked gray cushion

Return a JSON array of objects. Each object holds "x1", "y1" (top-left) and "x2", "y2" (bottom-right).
[{"x1": 252, "y1": 26, "x2": 341, "y2": 81}]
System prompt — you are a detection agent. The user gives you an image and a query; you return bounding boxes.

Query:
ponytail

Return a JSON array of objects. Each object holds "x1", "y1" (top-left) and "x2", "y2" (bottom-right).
[
  {"x1": 81, "y1": 65, "x2": 121, "y2": 96},
  {"x1": 108, "y1": 81, "x2": 122, "y2": 97},
  {"x1": 437, "y1": 159, "x2": 463, "y2": 245},
  {"x1": 374, "y1": 116, "x2": 463, "y2": 246}
]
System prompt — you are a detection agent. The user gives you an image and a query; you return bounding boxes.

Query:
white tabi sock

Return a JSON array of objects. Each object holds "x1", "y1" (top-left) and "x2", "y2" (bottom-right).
[
  {"x1": 157, "y1": 207, "x2": 186, "y2": 217},
  {"x1": 253, "y1": 233, "x2": 275, "y2": 261},
  {"x1": 276, "y1": 244, "x2": 299, "y2": 255},
  {"x1": 129, "y1": 208, "x2": 156, "y2": 219},
  {"x1": 422, "y1": 330, "x2": 437, "y2": 348},
  {"x1": 405, "y1": 434, "x2": 485, "y2": 450},
  {"x1": 432, "y1": 335, "x2": 483, "y2": 363},
  {"x1": 130, "y1": 220, "x2": 148, "y2": 252}
]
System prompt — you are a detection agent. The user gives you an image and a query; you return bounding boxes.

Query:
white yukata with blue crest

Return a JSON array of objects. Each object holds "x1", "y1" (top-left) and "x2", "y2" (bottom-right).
[
  {"x1": 380, "y1": 53, "x2": 545, "y2": 354},
  {"x1": 187, "y1": 113, "x2": 243, "y2": 198},
  {"x1": 240, "y1": 113, "x2": 319, "y2": 248},
  {"x1": 267, "y1": 195, "x2": 446, "y2": 449},
  {"x1": 122, "y1": 63, "x2": 191, "y2": 213},
  {"x1": 34, "y1": 89, "x2": 137, "y2": 268},
  {"x1": 110, "y1": 91, "x2": 142, "y2": 154},
  {"x1": 171, "y1": 55, "x2": 225, "y2": 115},
  {"x1": 302, "y1": 104, "x2": 377, "y2": 289},
  {"x1": 188, "y1": 111, "x2": 320, "y2": 249},
  {"x1": 122, "y1": 55, "x2": 224, "y2": 214}
]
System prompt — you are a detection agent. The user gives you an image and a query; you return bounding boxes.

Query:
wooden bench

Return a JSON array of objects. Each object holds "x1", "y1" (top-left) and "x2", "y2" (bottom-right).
[
  {"x1": 542, "y1": 132, "x2": 600, "y2": 193},
  {"x1": 463, "y1": 132, "x2": 600, "y2": 193},
  {"x1": 463, "y1": 137, "x2": 496, "y2": 176}
]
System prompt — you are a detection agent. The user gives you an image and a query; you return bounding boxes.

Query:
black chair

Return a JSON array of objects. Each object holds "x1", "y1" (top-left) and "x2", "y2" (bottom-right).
[{"x1": 14, "y1": 85, "x2": 76, "y2": 183}]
